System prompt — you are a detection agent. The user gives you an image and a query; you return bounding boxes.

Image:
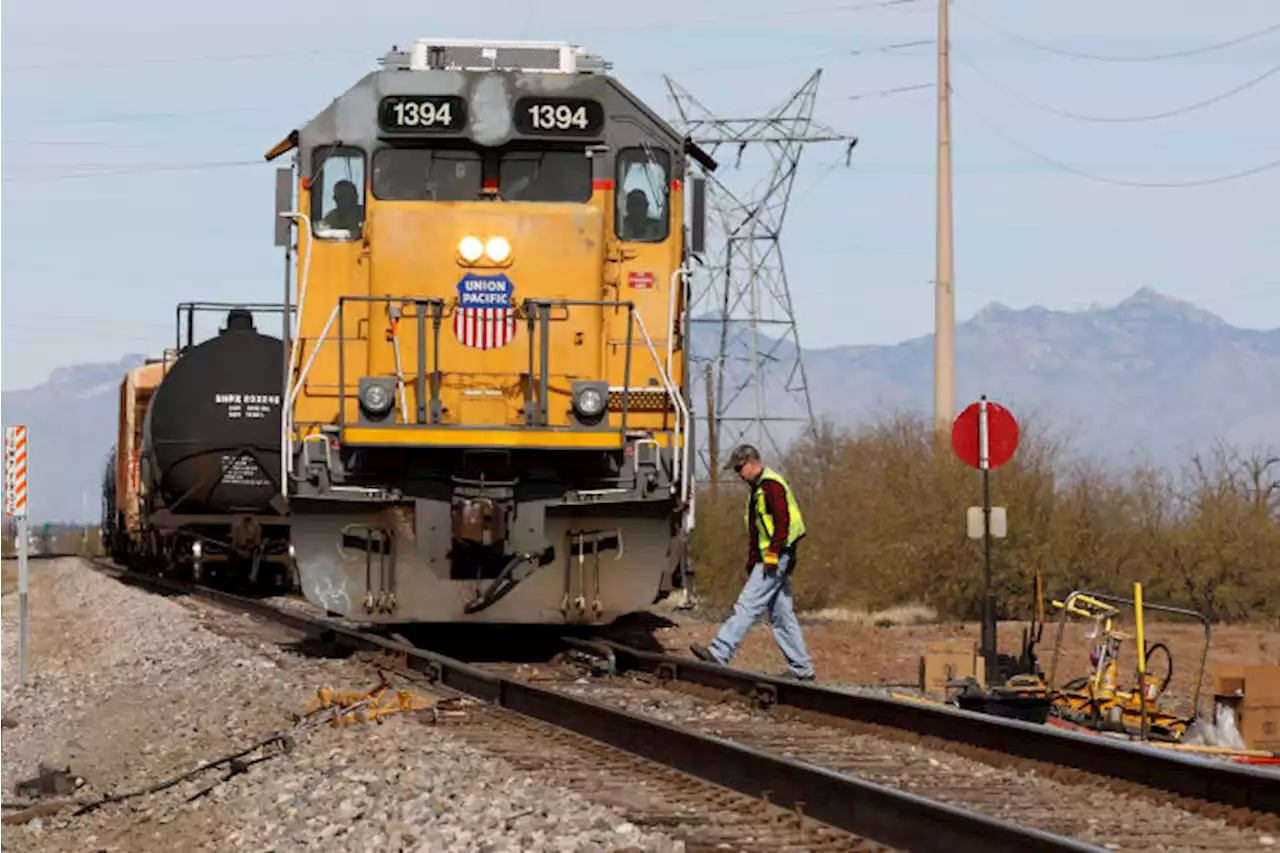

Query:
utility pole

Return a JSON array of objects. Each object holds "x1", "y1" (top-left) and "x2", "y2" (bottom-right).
[
  {"x1": 666, "y1": 72, "x2": 857, "y2": 474},
  {"x1": 934, "y1": 0, "x2": 957, "y2": 435},
  {"x1": 704, "y1": 363, "x2": 719, "y2": 497}
]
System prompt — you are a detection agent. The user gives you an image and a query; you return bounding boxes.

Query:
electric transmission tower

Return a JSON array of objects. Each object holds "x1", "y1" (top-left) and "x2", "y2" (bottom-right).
[{"x1": 665, "y1": 70, "x2": 858, "y2": 479}]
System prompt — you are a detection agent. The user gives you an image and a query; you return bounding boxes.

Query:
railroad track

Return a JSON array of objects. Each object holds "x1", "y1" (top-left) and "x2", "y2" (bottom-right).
[
  {"x1": 588, "y1": 642, "x2": 1280, "y2": 814},
  {"x1": 514, "y1": 660, "x2": 1277, "y2": 851},
  {"x1": 67, "y1": 555, "x2": 1090, "y2": 845},
  {"x1": 66, "y1": 555, "x2": 1280, "y2": 852}
]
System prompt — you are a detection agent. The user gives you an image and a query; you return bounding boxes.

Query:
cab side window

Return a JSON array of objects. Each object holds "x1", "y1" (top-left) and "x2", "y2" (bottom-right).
[
  {"x1": 615, "y1": 147, "x2": 670, "y2": 243},
  {"x1": 310, "y1": 146, "x2": 366, "y2": 240}
]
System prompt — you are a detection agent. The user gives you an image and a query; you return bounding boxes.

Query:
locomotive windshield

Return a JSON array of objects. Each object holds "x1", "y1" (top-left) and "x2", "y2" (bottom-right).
[
  {"x1": 311, "y1": 146, "x2": 366, "y2": 239},
  {"x1": 499, "y1": 151, "x2": 591, "y2": 203},
  {"x1": 371, "y1": 144, "x2": 592, "y2": 203},
  {"x1": 372, "y1": 148, "x2": 482, "y2": 201},
  {"x1": 616, "y1": 147, "x2": 670, "y2": 243}
]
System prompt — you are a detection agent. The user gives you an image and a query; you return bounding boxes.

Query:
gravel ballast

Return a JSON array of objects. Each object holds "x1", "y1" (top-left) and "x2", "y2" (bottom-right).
[{"x1": 0, "y1": 558, "x2": 684, "y2": 852}]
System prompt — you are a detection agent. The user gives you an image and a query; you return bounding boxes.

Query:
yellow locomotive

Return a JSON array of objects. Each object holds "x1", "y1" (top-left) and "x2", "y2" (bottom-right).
[{"x1": 265, "y1": 38, "x2": 712, "y2": 625}]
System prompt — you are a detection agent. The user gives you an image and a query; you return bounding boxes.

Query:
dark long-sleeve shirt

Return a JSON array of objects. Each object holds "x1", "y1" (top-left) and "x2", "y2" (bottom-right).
[{"x1": 746, "y1": 478, "x2": 791, "y2": 568}]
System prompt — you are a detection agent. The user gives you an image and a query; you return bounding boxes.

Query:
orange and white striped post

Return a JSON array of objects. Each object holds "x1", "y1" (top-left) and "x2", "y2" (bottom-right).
[{"x1": 5, "y1": 424, "x2": 30, "y2": 683}]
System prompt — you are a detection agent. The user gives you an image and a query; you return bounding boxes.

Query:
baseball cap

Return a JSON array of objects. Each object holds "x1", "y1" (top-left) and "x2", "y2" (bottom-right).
[{"x1": 724, "y1": 444, "x2": 760, "y2": 471}]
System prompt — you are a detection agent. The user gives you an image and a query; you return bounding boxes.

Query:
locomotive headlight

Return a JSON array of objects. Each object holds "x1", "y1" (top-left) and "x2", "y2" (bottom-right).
[
  {"x1": 484, "y1": 236, "x2": 511, "y2": 262},
  {"x1": 458, "y1": 235, "x2": 485, "y2": 263},
  {"x1": 576, "y1": 387, "x2": 604, "y2": 416},
  {"x1": 359, "y1": 380, "x2": 393, "y2": 415},
  {"x1": 571, "y1": 380, "x2": 608, "y2": 423}
]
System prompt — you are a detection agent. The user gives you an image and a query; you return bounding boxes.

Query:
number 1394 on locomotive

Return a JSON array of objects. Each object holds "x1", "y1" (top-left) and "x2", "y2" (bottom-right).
[
  {"x1": 378, "y1": 95, "x2": 468, "y2": 133},
  {"x1": 512, "y1": 97, "x2": 604, "y2": 135}
]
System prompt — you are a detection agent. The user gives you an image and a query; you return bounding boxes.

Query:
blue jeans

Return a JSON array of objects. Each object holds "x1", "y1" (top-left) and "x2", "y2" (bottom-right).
[{"x1": 707, "y1": 550, "x2": 815, "y2": 678}]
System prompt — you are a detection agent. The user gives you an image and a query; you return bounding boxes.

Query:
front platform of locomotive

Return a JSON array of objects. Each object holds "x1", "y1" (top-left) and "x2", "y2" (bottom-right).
[{"x1": 271, "y1": 40, "x2": 707, "y2": 625}]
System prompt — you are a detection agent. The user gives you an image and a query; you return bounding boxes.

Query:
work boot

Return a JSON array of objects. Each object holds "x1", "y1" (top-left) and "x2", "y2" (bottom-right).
[
  {"x1": 689, "y1": 643, "x2": 721, "y2": 665},
  {"x1": 775, "y1": 669, "x2": 816, "y2": 682}
]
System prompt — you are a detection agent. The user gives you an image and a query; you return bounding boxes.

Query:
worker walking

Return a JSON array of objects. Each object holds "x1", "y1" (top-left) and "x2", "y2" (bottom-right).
[{"x1": 690, "y1": 444, "x2": 816, "y2": 681}]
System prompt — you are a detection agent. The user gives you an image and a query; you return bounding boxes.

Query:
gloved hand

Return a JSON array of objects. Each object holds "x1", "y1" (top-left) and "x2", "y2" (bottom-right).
[{"x1": 762, "y1": 551, "x2": 779, "y2": 574}]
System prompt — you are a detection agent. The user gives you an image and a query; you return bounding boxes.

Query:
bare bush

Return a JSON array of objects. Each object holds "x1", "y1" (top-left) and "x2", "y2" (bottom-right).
[{"x1": 691, "y1": 415, "x2": 1280, "y2": 626}]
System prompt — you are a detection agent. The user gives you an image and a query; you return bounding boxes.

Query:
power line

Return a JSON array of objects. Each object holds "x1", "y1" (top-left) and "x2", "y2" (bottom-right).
[
  {"x1": 952, "y1": 87, "x2": 1280, "y2": 188},
  {"x1": 1, "y1": 46, "x2": 367, "y2": 73},
  {"x1": 5, "y1": 40, "x2": 929, "y2": 132},
  {"x1": 615, "y1": 0, "x2": 927, "y2": 28},
  {"x1": 2, "y1": 1, "x2": 927, "y2": 73},
  {"x1": 7, "y1": 104, "x2": 319, "y2": 127},
  {"x1": 850, "y1": 81, "x2": 934, "y2": 101},
  {"x1": 953, "y1": 49, "x2": 1280, "y2": 123},
  {"x1": 2, "y1": 139, "x2": 264, "y2": 150},
  {"x1": 1, "y1": 160, "x2": 266, "y2": 183},
  {"x1": 0, "y1": 84, "x2": 927, "y2": 167},
  {"x1": 954, "y1": 4, "x2": 1280, "y2": 63},
  {"x1": 790, "y1": 156, "x2": 849, "y2": 207},
  {"x1": 644, "y1": 38, "x2": 931, "y2": 77}
]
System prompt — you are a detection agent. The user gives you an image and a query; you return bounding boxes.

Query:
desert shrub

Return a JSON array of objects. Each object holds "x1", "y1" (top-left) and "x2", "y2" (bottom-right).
[{"x1": 690, "y1": 415, "x2": 1280, "y2": 625}]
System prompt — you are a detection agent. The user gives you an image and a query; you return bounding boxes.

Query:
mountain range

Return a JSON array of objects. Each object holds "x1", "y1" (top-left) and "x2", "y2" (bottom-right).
[
  {"x1": 3, "y1": 289, "x2": 1277, "y2": 522},
  {"x1": 688, "y1": 287, "x2": 1279, "y2": 469},
  {"x1": 3, "y1": 355, "x2": 147, "y2": 524}
]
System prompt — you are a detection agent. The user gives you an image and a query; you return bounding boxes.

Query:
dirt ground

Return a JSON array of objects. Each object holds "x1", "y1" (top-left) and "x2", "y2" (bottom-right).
[{"x1": 647, "y1": 599, "x2": 1279, "y2": 712}]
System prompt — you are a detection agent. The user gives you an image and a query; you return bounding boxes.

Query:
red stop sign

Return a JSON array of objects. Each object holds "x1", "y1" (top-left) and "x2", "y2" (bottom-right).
[{"x1": 951, "y1": 399, "x2": 1019, "y2": 470}]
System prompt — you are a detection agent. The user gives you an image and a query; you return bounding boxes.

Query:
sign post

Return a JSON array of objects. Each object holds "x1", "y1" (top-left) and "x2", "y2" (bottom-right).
[
  {"x1": 5, "y1": 425, "x2": 30, "y2": 684},
  {"x1": 951, "y1": 397, "x2": 1019, "y2": 685}
]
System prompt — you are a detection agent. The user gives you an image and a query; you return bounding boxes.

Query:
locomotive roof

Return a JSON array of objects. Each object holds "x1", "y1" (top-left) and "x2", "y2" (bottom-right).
[{"x1": 264, "y1": 38, "x2": 714, "y2": 174}]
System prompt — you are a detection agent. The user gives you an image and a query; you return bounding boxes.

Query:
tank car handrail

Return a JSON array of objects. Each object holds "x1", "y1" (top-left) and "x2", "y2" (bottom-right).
[{"x1": 173, "y1": 301, "x2": 295, "y2": 353}]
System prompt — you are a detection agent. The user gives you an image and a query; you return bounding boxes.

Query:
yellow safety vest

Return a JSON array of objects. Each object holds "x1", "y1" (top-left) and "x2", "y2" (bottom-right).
[{"x1": 744, "y1": 467, "x2": 806, "y2": 554}]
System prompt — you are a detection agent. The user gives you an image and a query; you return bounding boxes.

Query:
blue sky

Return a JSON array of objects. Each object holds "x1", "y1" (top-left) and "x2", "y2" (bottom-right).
[{"x1": 3, "y1": 0, "x2": 1277, "y2": 390}]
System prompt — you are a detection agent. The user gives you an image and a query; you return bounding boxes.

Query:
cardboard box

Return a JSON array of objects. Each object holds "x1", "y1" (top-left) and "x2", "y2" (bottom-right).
[
  {"x1": 1213, "y1": 664, "x2": 1280, "y2": 751},
  {"x1": 1214, "y1": 664, "x2": 1246, "y2": 697},
  {"x1": 920, "y1": 640, "x2": 985, "y2": 696},
  {"x1": 1241, "y1": 665, "x2": 1280, "y2": 751}
]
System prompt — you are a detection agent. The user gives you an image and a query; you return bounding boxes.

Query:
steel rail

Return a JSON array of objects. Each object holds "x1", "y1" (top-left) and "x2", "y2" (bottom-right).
[
  {"x1": 1, "y1": 552, "x2": 80, "y2": 560},
  {"x1": 595, "y1": 640, "x2": 1280, "y2": 815},
  {"x1": 80, "y1": 558, "x2": 1098, "y2": 853}
]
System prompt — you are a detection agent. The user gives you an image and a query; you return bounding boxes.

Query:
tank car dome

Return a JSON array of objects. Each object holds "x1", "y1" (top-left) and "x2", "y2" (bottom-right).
[{"x1": 225, "y1": 308, "x2": 255, "y2": 332}]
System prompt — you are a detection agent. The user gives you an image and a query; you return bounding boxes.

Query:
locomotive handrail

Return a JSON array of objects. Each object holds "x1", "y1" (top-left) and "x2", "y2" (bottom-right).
[
  {"x1": 666, "y1": 266, "x2": 688, "y2": 382},
  {"x1": 285, "y1": 302, "x2": 341, "y2": 480},
  {"x1": 523, "y1": 296, "x2": 690, "y2": 501},
  {"x1": 335, "y1": 295, "x2": 448, "y2": 434},
  {"x1": 668, "y1": 265, "x2": 693, "y2": 509},
  {"x1": 630, "y1": 306, "x2": 690, "y2": 504},
  {"x1": 287, "y1": 292, "x2": 689, "y2": 503},
  {"x1": 512, "y1": 295, "x2": 686, "y2": 499},
  {"x1": 279, "y1": 210, "x2": 314, "y2": 488}
]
